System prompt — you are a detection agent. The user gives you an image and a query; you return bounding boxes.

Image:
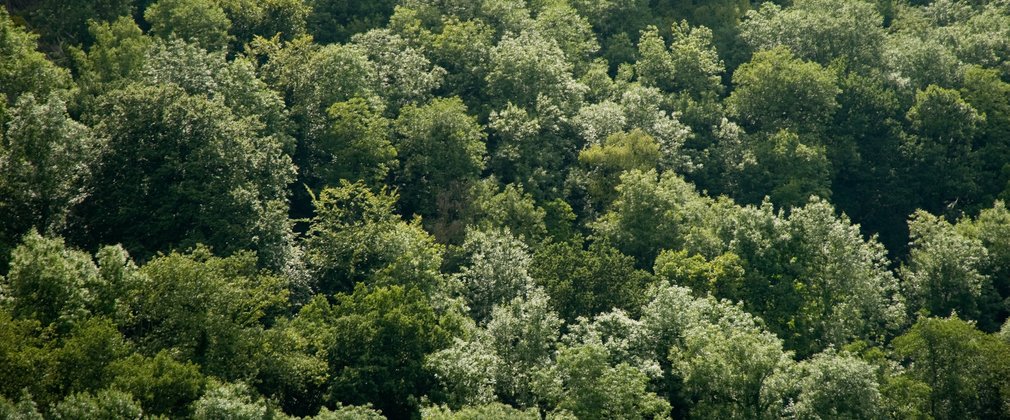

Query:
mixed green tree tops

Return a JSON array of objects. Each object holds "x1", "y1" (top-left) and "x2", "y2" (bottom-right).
[{"x1": 6, "y1": 0, "x2": 1010, "y2": 418}]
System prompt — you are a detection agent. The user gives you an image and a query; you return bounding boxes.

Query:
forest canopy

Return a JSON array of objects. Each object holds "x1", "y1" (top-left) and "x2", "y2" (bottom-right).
[{"x1": 4, "y1": 0, "x2": 1010, "y2": 419}]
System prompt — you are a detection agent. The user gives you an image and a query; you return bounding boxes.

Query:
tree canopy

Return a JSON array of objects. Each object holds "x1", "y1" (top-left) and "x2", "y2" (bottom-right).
[{"x1": 5, "y1": 0, "x2": 1010, "y2": 418}]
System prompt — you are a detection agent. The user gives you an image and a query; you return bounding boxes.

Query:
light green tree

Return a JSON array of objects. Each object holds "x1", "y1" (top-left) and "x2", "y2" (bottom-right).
[
  {"x1": 50, "y1": 389, "x2": 144, "y2": 420},
  {"x1": 0, "y1": 8, "x2": 72, "y2": 104},
  {"x1": 771, "y1": 351, "x2": 885, "y2": 420},
  {"x1": 902, "y1": 211, "x2": 992, "y2": 323},
  {"x1": 740, "y1": 0, "x2": 886, "y2": 69}
]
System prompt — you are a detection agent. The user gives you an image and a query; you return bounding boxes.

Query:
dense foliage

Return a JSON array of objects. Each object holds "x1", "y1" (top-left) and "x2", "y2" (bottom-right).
[{"x1": 4, "y1": 0, "x2": 1010, "y2": 418}]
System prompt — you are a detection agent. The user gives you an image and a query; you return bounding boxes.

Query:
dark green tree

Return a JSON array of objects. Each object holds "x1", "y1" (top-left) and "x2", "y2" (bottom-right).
[
  {"x1": 127, "y1": 247, "x2": 289, "y2": 379},
  {"x1": 393, "y1": 97, "x2": 486, "y2": 217},
  {"x1": 71, "y1": 83, "x2": 296, "y2": 268},
  {"x1": 327, "y1": 285, "x2": 453, "y2": 418},
  {"x1": 531, "y1": 239, "x2": 653, "y2": 322},
  {"x1": 892, "y1": 315, "x2": 1010, "y2": 419}
]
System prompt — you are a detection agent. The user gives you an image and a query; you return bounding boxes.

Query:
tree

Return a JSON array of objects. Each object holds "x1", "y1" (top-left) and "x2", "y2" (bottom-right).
[
  {"x1": 424, "y1": 17, "x2": 494, "y2": 106},
  {"x1": 128, "y1": 248, "x2": 289, "y2": 380},
  {"x1": 108, "y1": 351, "x2": 206, "y2": 417},
  {"x1": 144, "y1": 0, "x2": 232, "y2": 51},
  {"x1": 592, "y1": 169, "x2": 710, "y2": 267},
  {"x1": 50, "y1": 389, "x2": 144, "y2": 420},
  {"x1": 254, "y1": 295, "x2": 336, "y2": 416},
  {"x1": 424, "y1": 337, "x2": 501, "y2": 408},
  {"x1": 305, "y1": 98, "x2": 395, "y2": 190},
  {"x1": 828, "y1": 70, "x2": 909, "y2": 256},
  {"x1": 327, "y1": 285, "x2": 453, "y2": 418},
  {"x1": 302, "y1": 181, "x2": 444, "y2": 296},
  {"x1": 568, "y1": 0, "x2": 649, "y2": 45},
  {"x1": 636, "y1": 22, "x2": 724, "y2": 99},
  {"x1": 486, "y1": 0, "x2": 536, "y2": 32},
  {"x1": 740, "y1": 0, "x2": 886, "y2": 69},
  {"x1": 548, "y1": 343, "x2": 671, "y2": 419},
  {"x1": 940, "y1": 4, "x2": 1010, "y2": 79},
  {"x1": 454, "y1": 228, "x2": 536, "y2": 322},
  {"x1": 428, "y1": 288, "x2": 561, "y2": 408},
  {"x1": 216, "y1": 0, "x2": 310, "y2": 45},
  {"x1": 486, "y1": 30, "x2": 585, "y2": 114},
  {"x1": 71, "y1": 83, "x2": 296, "y2": 269},
  {"x1": 49, "y1": 318, "x2": 133, "y2": 399},
  {"x1": 393, "y1": 97, "x2": 486, "y2": 217},
  {"x1": 781, "y1": 200, "x2": 904, "y2": 351},
  {"x1": 0, "y1": 392, "x2": 43, "y2": 420},
  {"x1": 351, "y1": 29, "x2": 445, "y2": 114},
  {"x1": 0, "y1": 94, "x2": 96, "y2": 268},
  {"x1": 487, "y1": 102, "x2": 574, "y2": 200},
  {"x1": 666, "y1": 22, "x2": 725, "y2": 101},
  {"x1": 957, "y1": 201, "x2": 1010, "y2": 321},
  {"x1": 641, "y1": 282, "x2": 793, "y2": 418},
  {"x1": 0, "y1": 310, "x2": 48, "y2": 402},
  {"x1": 727, "y1": 47, "x2": 839, "y2": 134},
  {"x1": 457, "y1": 180, "x2": 549, "y2": 245},
  {"x1": 69, "y1": 16, "x2": 153, "y2": 112},
  {"x1": 139, "y1": 39, "x2": 294, "y2": 149},
  {"x1": 312, "y1": 403, "x2": 385, "y2": 419},
  {"x1": 635, "y1": 26, "x2": 677, "y2": 93},
  {"x1": 191, "y1": 381, "x2": 272, "y2": 420},
  {"x1": 2, "y1": 231, "x2": 98, "y2": 330},
  {"x1": 531, "y1": 239, "x2": 653, "y2": 322},
  {"x1": 902, "y1": 211, "x2": 993, "y2": 325},
  {"x1": 16, "y1": 0, "x2": 133, "y2": 49},
  {"x1": 718, "y1": 199, "x2": 904, "y2": 355},
  {"x1": 0, "y1": 8, "x2": 71, "y2": 104},
  {"x1": 960, "y1": 66, "x2": 1010, "y2": 205},
  {"x1": 253, "y1": 38, "x2": 380, "y2": 216},
  {"x1": 572, "y1": 86, "x2": 691, "y2": 172},
  {"x1": 306, "y1": 0, "x2": 399, "y2": 44},
  {"x1": 560, "y1": 309, "x2": 661, "y2": 382},
  {"x1": 768, "y1": 350, "x2": 885, "y2": 419},
  {"x1": 532, "y1": 3, "x2": 600, "y2": 73},
  {"x1": 737, "y1": 129, "x2": 832, "y2": 208},
  {"x1": 903, "y1": 85, "x2": 984, "y2": 213},
  {"x1": 671, "y1": 312, "x2": 790, "y2": 419},
  {"x1": 481, "y1": 290, "x2": 561, "y2": 408},
  {"x1": 259, "y1": 40, "x2": 378, "y2": 146},
  {"x1": 422, "y1": 403, "x2": 540, "y2": 420},
  {"x1": 653, "y1": 250, "x2": 745, "y2": 300},
  {"x1": 883, "y1": 33, "x2": 962, "y2": 93},
  {"x1": 892, "y1": 315, "x2": 1010, "y2": 419},
  {"x1": 576, "y1": 130, "x2": 661, "y2": 211}
]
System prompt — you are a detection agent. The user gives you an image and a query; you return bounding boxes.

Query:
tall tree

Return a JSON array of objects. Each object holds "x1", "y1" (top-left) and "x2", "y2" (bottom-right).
[
  {"x1": 70, "y1": 83, "x2": 296, "y2": 269},
  {"x1": 393, "y1": 97, "x2": 486, "y2": 217},
  {"x1": 0, "y1": 94, "x2": 96, "y2": 268},
  {"x1": 727, "y1": 46, "x2": 839, "y2": 135}
]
